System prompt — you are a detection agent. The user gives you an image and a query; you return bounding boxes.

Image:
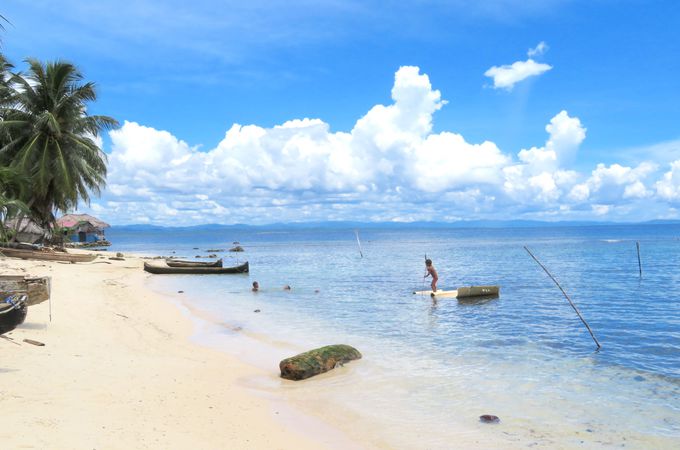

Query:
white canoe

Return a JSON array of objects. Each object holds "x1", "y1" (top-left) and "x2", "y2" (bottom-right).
[
  {"x1": 412, "y1": 289, "x2": 459, "y2": 298},
  {"x1": 413, "y1": 285, "x2": 500, "y2": 299}
]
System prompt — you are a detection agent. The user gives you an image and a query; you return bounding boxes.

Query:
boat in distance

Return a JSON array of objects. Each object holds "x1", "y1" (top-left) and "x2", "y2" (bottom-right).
[
  {"x1": 144, "y1": 261, "x2": 249, "y2": 274},
  {"x1": 165, "y1": 258, "x2": 223, "y2": 268},
  {"x1": 413, "y1": 285, "x2": 500, "y2": 299}
]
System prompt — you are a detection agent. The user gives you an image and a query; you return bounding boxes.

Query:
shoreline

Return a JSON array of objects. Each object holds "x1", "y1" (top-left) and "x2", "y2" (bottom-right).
[
  {"x1": 0, "y1": 252, "x2": 359, "y2": 449},
  {"x1": 3, "y1": 249, "x2": 677, "y2": 449}
]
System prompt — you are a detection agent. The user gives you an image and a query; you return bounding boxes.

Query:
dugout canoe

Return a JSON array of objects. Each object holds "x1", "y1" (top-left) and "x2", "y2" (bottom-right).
[
  {"x1": 0, "y1": 275, "x2": 51, "y2": 307},
  {"x1": 0, "y1": 294, "x2": 28, "y2": 335},
  {"x1": 144, "y1": 261, "x2": 248, "y2": 274},
  {"x1": 165, "y1": 258, "x2": 223, "y2": 268},
  {"x1": 0, "y1": 247, "x2": 97, "y2": 263},
  {"x1": 413, "y1": 285, "x2": 500, "y2": 299}
]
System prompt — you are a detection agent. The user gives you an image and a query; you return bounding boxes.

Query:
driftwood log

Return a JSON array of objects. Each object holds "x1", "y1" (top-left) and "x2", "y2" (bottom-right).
[{"x1": 279, "y1": 344, "x2": 362, "y2": 380}]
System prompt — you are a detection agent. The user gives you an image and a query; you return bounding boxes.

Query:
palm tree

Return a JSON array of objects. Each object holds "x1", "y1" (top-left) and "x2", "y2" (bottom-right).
[
  {"x1": 0, "y1": 59, "x2": 118, "y2": 229},
  {"x1": 0, "y1": 166, "x2": 28, "y2": 242}
]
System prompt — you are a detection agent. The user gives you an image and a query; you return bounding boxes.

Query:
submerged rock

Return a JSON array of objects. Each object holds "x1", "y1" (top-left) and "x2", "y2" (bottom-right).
[
  {"x1": 279, "y1": 344, "x2": 362, "y2": 381},
  {"x1": 479, "y1": 415, "x2": 500, "y2": 424},
  {"x1": 229, "y1": 246, "x2": 244, "y2": 252}
]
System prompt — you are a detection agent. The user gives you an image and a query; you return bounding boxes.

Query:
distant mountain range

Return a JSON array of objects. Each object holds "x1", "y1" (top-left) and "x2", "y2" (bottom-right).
[{"x1": 109, "y1": 219, "x2": 680, "y2": 231}]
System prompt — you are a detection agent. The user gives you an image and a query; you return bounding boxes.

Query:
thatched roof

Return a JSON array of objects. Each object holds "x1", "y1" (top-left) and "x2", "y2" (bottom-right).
[
  {"x1": 4, "y1": 217, "x2": 45, "y2": 235},
  {"x1": 57, "y1": 214, "x2": 110, "y2": 230}
]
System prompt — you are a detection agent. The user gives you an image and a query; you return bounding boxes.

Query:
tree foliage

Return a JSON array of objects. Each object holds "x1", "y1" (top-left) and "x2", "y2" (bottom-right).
[{"x1": 0, "y1": 58, "x2": 118, "y2": 229}]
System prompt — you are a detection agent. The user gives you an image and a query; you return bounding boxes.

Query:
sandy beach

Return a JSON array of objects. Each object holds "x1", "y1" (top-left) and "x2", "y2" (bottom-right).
[{"x1": 0, "y1": 253, "x2": 357, "y2": 449}]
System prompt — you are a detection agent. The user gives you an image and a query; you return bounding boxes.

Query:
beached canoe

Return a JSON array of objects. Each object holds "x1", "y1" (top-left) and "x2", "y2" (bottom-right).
[
  {"x1": 0, "y1": 275, "x2": 51, "y2": 307},
  {"x1": 144, "y1": 261, "x2": 249, "y2": 274},
  {"x1": 165, "y1": 258, "x2": 223, "y2": 268},
  {"x1": 413, "y1": 285, "x2": 500, "y2": 299},
  {"x1": 0, "y1": 294, "x2": 28, "y2": 335},
  {"x1": 0, "y1": 247, "x2": 97, "y2": 263}
]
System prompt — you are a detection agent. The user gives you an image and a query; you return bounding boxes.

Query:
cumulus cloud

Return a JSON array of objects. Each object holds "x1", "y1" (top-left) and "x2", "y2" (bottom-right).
[
  {"x1": 76, "y1": 65, "x2": 678, "y2": 225},
  {"x1": 485, "y1": 42, "x2": 552, "y2": 90}
]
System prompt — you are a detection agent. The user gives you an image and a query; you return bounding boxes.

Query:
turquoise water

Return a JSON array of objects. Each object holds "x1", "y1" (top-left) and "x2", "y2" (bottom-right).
[{"x1": 110, "y1": 224, "x2": 680, "y2": 448}]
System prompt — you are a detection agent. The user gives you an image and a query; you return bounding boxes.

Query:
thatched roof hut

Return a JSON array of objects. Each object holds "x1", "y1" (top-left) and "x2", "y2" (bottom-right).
[
  {"x1": 57, "y1": 214, "x2": 110, "y2": 242},
  {"x1": 4, "y1": 217, "x2": 45, "y2": 244}
]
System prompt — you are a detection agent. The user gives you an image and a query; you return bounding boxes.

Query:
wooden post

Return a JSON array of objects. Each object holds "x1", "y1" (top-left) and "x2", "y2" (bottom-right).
[
  {"x1": 636, "y1": 241, "x2": 642, "y2": 278},
  {"x1": 524, "y1": 246, "x2": 601, "y2": 350},
  {"x1": 354, "y1": 230, "x2": 363, "y2": 258}
]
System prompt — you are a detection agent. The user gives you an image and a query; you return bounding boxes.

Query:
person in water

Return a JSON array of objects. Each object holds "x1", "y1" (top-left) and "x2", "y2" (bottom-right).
[
  {"x1": 252, "y1": 281, "x2": 259, "y2": 292},
  {"x1": 424, "y1": 259, "x2": 438, "y2": 292}
]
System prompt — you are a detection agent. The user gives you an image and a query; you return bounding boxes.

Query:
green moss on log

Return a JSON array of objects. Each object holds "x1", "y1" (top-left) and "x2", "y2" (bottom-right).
[{"x1": 279, "y1": 344, "x2": 362, "y2": 380}]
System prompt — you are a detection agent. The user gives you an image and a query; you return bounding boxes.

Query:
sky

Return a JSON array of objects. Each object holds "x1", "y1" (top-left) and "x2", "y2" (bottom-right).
[{"x1": 2, "y1": 0, "x2": 680, "y2": 225}]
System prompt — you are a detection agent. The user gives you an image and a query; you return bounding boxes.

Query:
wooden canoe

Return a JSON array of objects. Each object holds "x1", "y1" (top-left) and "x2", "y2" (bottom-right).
[
  {"x1": 456, "y1": 285, "x2": 499, "y2": 299},
  {"x1": 0, "y1": 275, "x2": 51, "y2": 307},
  {"x1": 0, "y1": 247, "x2": 97, "y2": 263},
  {"x1": 413, "y1": 285, "x2": 500, "y2": 299},
  {"x1": 165, "y1": 258, "x2": 223, "y2": 268},
  {"x1": 144, "y1": 261, "x2": 248, "y2": 274},
  {"x1": 0, "y1": 294, "x2": 28, "y2": 335}
]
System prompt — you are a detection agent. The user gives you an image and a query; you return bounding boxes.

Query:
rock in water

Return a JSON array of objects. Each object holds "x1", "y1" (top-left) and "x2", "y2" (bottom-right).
[
  {"x1": 279, "y1": 344, "x2": 362, "y2": 380},
  {"x1": 479, "y1": 415, "x2": 500, "y2": 423}
]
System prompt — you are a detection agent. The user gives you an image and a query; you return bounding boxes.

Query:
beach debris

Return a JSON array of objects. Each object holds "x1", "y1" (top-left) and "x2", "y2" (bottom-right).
[
  {"x1": 1, "y1": 335, "x2": 21, "y2": 345},
  {"x1": 479, "y1": 415, "x2": 500, "y2": 424},
  {"x1": 115, "y1": 313, "x2": 129, "y2": 319},
  {"x1": 116, "y1": 252, "x2": 124, "y2": 258},
  {"x1": 229, "y1": 246, "x2": 244, "y2": 252},
  {"x1": 178, "y1": 290, "x2": 184, "y2": 294},
  {"x1": 23, "y1": 338, "x2": 45, "y2": 346},
  {"x1": 279, "y1": 344, "x2": 362, "y2": 381},
  {"x1": 254, "y1": 309, "x2": 261, "y2": 313}
]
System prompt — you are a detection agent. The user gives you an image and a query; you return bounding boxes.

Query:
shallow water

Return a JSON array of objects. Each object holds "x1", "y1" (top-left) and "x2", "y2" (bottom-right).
[{"x1": 111, "y1": 224, "x2": 680, "y2": 448}]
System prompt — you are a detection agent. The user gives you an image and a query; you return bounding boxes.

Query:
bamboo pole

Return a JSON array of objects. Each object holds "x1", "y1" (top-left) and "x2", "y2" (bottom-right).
[
  {"x1": 524, "y1": 246, "x2": 601, "y2": 350},
  {"x1": 636, "y1": 241, "x2": 642, "y2": 278},
  {"x1": 354, "y1": 230, "x2": 363, "y2": 258}
]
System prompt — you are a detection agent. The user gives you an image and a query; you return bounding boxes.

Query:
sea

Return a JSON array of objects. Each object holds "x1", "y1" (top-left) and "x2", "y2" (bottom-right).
[{"x1": 107, "y1": 223, "x2": 680, "y2": 449}]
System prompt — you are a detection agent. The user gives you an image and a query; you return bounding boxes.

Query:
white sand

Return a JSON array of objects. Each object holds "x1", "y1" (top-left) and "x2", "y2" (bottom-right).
[{"x1": 0, "y1": 253, "x2": 357, "y2": 449}]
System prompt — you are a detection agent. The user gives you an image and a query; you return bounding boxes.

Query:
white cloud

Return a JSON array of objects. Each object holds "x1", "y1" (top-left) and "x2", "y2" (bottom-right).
[
  {"x1": 655, "y1": 160, "x2": 680, "y2": 201},
  {"x1": 527, "y1": 41, "x2": 548, "y2": 57},
  {"x1": 484, "y1": 59, "x2": 552, "y2": 90},
  {"x1": 73, "y1": 66, "x2": 680, "y2": 225}
]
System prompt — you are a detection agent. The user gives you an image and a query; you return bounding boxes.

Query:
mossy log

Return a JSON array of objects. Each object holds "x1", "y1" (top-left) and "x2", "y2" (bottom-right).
[{"x1": 279, "y1": 344, "x2": 362, "y2": 380}]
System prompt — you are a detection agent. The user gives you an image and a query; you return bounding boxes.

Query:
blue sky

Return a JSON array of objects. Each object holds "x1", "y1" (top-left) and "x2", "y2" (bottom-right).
[{"x1": 2, "y1": 0, "x2": 680, "y2": 225}]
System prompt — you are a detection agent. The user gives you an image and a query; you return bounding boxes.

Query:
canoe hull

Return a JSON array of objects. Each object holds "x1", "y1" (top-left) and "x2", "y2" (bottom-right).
[
  {"x1": 144, "y1": 261, "x2": 249, "y2": 274},
  {"x1": 413, "y1": 285, "x2": 500, "y2": 299},
  {"x1": 0, "y1": 247, "x2": 96, "y2": 263},
  {"x1": 166, "y1": 259, "x2": 223, "y2": 268},
  {"x1": 0, "y1": 276, "x2": 51, "y2": 307},
  {"x1": 0, "y1": 294, "x2": 28, "y2": 335}
]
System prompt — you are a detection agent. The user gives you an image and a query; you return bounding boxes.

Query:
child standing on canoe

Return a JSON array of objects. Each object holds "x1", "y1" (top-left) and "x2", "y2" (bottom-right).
[{"x1": 424, "y1": 259, "x2": 438, "y2": 292}]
